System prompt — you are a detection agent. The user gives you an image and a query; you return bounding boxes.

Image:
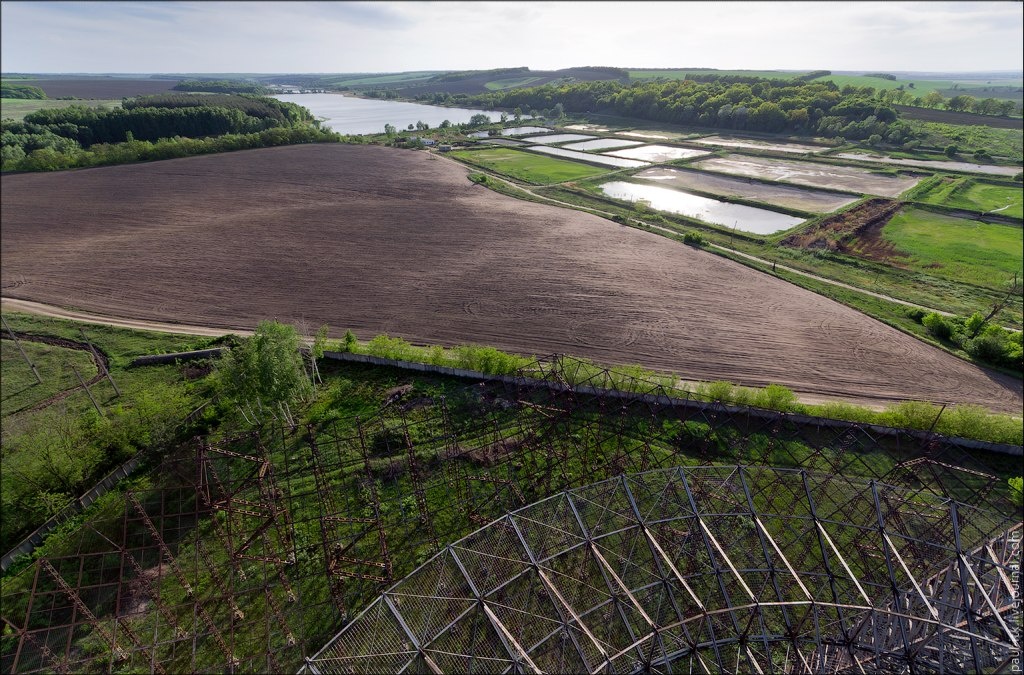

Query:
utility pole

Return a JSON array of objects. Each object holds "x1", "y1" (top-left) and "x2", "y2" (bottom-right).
[
  {"x1": 70, "y1": 362, "x2": 103, "y2": 416},
  {"x1": 2, "y1": 314, "x2": 42, "y2": 384},
  {"x1": 78, "y1": 327, "x2": 120, "y2": 397}
]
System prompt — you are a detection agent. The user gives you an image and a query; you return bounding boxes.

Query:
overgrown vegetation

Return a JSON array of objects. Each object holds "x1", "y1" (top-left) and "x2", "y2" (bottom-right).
[
  {"x1": 172, "y1": 79, "x2": 271, "y2": 95},
  {"x1": 914, "y1": 310, "x2": 1023, "y2": 372},
  {"x1": 0, "y1": 82, "x2": 46, "y2": 99}
]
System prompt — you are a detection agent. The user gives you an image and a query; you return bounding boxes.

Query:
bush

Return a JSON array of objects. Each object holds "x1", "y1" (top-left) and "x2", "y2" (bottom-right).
[
  {"x1": 682, "y1": 231, "x2": 705, "y2": 247},
  {"x1": 905, "y1": 307, "x2": 926, "y2": 322},
  {"x1": 921, "y1": 312, "x2": 952, "y2": 340},
  {"x1": 752, "y1": 384, "x2": 798, "y2": 412},
  {"x1": 1010, "y1": 477, "x2": 1024, "y2": 507},
  {"x1": 944, "y1": 144, "x2": 958, "y2": 157},
  {"x1": 342, "y1": 329, "x2": 358, "y2": 352},
  {"x1": 881, "y1": 400, "x2": 943, "y2": 431}
]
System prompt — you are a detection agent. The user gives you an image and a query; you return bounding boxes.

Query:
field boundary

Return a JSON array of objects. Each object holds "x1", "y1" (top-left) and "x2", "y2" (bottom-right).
[{"x1": 320, "y1": 350, "x2": 1023, "y2": 456}]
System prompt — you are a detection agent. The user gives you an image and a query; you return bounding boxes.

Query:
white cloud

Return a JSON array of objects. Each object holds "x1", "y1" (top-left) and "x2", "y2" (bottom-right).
[{"x1": 1, "y1": 1, "x2": 1020, "y2": 73}]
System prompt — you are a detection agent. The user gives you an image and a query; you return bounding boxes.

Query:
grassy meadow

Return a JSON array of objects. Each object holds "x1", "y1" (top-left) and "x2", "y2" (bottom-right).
[
  {"x1": 882, "y1": 208, "x2": 1023, "y2": 289},
  {"x1": 913, "y1": 177, "x2": 1023, "y2": 219},
  {"x1": 0, "y1": 97, "x2": 121, "y2": 121},
  {"x1": 450, "y1": 146, "x2": 610, "y2": 183}
]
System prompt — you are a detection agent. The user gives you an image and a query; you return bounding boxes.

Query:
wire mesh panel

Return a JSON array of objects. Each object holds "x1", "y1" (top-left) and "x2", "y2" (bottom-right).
[{"x1": 305, "y1": 467, "x2": 1022, "y2": 674}]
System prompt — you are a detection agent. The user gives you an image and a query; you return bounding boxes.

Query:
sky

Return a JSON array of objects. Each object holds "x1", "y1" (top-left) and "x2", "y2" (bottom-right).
[{"x1": 1, "y1": 1, "x2": 1021, "y2": 75}]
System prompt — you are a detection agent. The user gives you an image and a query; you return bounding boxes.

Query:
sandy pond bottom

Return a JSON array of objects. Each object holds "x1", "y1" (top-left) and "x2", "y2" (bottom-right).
[
  {"x1": 635, "y1": 167, "x2": 860, "y2": 213},
  {"x1": 598, "y1": 180, "x2": 804, "y2": 234},
  {"x1": 834, "y1": 152, "x2": 1022, "y2": 177},
  {"x1": 692, "y1": 135, "x2": 829, "y2": 154},
  {"x1": 527, "y1": 146, "x2": 649, "y2": 168},
  {"x1": 693, "y1": 154, "x2": 924, "y2": 197}
]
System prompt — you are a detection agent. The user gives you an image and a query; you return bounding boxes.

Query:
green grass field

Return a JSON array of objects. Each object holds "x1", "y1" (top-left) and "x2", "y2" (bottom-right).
[
  {"x1": 811, "y1": 74, "x2": 1024, "y2": 99},
  {"x1": 450, "y1": 147, "x2": 610, "y2": 184},
  {"x1": 0, "y1": 340, "x2": 97, "y2": 415},
  {"x1": 905, "y1": 120, "x2": 1024, "y2": 161},
  {"x1": 0, "y1": 97, "x2": 121, "y2": 121},
  {"x1": 882, "y1": 208, "x2": 1023, "y2": 289},
  {"x1": 913, "y1": 177, "x2": 1023, "y2": 219},
  {"x1": 320, "y1": 71, "x2": 444, "y2": 87},
  {"x1": 485, "y1": 76, "x2": 543, "y2": 90}
]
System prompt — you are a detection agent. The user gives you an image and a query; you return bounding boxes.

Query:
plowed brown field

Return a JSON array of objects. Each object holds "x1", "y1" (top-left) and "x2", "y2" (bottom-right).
[{"x1": 2, "y1": 145, "x2": 1020, "y2": 412}]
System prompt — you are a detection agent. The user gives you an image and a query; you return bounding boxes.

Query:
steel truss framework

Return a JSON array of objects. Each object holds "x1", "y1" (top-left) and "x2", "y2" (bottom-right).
[
  {"x1": 1, "y1": 356, "x2": 1021, "y2": 673},
  {"x1": 304, "y1": 466, "x2": 1022, "y2": 674}
]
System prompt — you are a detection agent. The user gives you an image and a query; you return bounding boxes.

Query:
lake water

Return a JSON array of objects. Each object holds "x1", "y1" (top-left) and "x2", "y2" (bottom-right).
[
  {"x1": 273, "y1": 93, "x2": 509, "y2": 135},
  {"x1": 598, "y1": 181, "x2": 804, "y2": 234}
]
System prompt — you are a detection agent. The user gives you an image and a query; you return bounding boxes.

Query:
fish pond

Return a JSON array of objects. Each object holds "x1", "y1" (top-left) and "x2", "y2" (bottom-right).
[
  {"x1": 604, "y1": 145, "x2": 710, "y2": 163},
  {"x1": 635, "y1": 167, "x2": 859, "y2": 213},
  {"x1": 528, "y1": 146, "x2": 648, "y2": 168},
  {"x1": 693, "y1": 154, "x2": 924, "y2": 197},
  {"x1": 598, "y1": 181, "x2": 805, "y2": 234}
]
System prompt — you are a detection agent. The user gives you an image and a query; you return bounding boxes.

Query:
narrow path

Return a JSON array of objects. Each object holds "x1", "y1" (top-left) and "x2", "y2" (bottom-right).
[{"x1": 441, "y1": 152, "x2": 955, "y2": 316}]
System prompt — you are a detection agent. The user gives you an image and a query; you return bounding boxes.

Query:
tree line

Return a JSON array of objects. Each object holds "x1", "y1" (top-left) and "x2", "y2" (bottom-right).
[
  {"x1": 455, "y1": 77, "x2": 913, "y2": 142},
  {"x1": 1, "y1": 82, "x2": 46, "y2": 99},
  {"x1": 172, "y1": 79, "x2": 271, "y2": 95},
  {"x1": 2, "y1": 94, "x2": 328, "y2": 172}
]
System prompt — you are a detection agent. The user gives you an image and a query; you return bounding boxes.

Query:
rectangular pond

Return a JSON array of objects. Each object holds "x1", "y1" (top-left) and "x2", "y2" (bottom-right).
[
  {"x1": 834, "y1": 152, "x2": 1022, "y2": 177},
  {"x1": 521, "y1": 133, "x2": 597, "y2": 145},
  {"x1": 634, "y1": 167, "x2": 860, "y2": 213},
  {"x1": 604, "y1": 144, "x2": 711, "y2": 163},
  {"x1": 527, "y1": 146, "x2": 649, "y2": 168},
  {"x1": 692, "y1": 135, "x2": 829, "y2": 154},
  {"x1": 560, "y1": 138, "x2": 643, "y2": 152},
  {"x1": 272, "y1": 93, "x2": 508, "y2": 135},
  {"x1": 598, "y1": 181, "x2": 805, "y2": 234},
  {"x1": 500, "y1": 126, "x2": 552, "y2": 136},
  {"x1": 692, "y1": 154, "x2": 924, "y2": 197}
]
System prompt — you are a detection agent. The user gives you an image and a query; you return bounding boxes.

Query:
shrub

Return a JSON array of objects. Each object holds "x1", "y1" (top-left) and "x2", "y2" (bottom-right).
[
  {"x1": 881, "y1": 400, "x2": 943, "y2": 431},
  {"x1": 944, "y1": 144, "x2": 958, "y2": 157},
  {"x1": 965, "y1": 332, "x2": 1008, "y2": 364},
  {"x1": 921, "y1": 312, "x2": 952, "y2": 340},
  {"x1": 753, "y1": 384, "x2": 798, "y2": 412},
  {"x1": 699, "y1": 381, "x2": 735, "y2": 404},
  {"x1": 682, "y1": 231, "x2": 705, "y2": 247},
  {"x1": 342, "y1": 329, "x2": 358, "y2": 353},
  {"x1": 1009, "y1": 477, "x2": 1024, "y2": 507},
  {"x1": 905, "y1": 307, "x2": 926, "y2": 322}
]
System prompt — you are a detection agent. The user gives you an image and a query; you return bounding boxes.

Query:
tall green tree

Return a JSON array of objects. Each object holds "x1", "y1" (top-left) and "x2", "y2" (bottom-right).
[{"x1": 217, "y1": 321, "x2": 310, "y2": 424}]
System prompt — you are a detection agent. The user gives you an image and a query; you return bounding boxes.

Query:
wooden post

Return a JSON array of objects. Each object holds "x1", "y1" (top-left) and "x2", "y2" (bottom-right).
[
  {"x1": 70, "y1": 362, "x2": 103, "y2": 416},
  {"x1": 2, "y1": 315, "x2": 42, "y2": 384},
  {"x1": 78, "y1": 327, "x2": 120, "y2": 397}
]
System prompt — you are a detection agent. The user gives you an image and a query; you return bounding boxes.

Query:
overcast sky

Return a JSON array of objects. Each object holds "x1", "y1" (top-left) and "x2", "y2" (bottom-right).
[{"x1": 2, "y1": 1, "x2": 1021, "y2": 74}]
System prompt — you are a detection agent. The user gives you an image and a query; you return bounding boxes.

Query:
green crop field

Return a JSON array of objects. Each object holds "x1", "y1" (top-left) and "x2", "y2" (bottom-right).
[
  {"x1": 450, "y1": 147, "x2": 610, "y2": 184},
  {"x1": 913, "y1": 177, "x2": 1024, "y2": 219},
  {"x1": 485, "y1": 76, "x2": 543, "y2": 90},
  {"x1": 882, "y1": 207, "x2": 1023, "y2": 289},
  {"x1": 811, "y1": 74, "x2": 1024, "y2": 98},
  {"x1": 0, "y1": 97, "x2": 121, "y2": 121},
  {"x1": 319, "y1": 71, "x2": 444, "y2": 87}
]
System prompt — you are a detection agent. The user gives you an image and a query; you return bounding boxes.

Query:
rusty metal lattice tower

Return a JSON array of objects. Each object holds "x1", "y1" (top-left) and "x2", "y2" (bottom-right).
[{"x1": 302, "y1": 466, "x2": 1022, "y2": 674}]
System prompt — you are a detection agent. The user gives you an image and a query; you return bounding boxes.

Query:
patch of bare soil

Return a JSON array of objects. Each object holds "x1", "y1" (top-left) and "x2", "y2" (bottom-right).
[
  {"x1": 782, "y1": 198, "x2": 906, "y2": 261},
  {"x1": 2, "y1": 145, "x2": 1021, "y2": 413}
]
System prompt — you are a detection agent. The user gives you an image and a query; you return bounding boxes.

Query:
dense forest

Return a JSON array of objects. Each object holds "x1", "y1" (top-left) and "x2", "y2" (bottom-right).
[
  {"x1": 172, "y1": 78, "x2": 271, "y2": 95},
  {"x1": 454, "y1": 77, "x2": 915, "y2": 142},
  {"x1": 1, "y1": 94, "x2": 332, "y2": 171}
]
